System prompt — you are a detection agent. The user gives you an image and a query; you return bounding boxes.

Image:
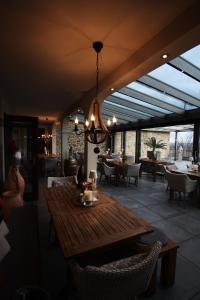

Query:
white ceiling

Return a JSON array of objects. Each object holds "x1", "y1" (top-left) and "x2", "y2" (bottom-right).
[{"x1": 1, "y1": 0, "x2": 200, "y2": 122}]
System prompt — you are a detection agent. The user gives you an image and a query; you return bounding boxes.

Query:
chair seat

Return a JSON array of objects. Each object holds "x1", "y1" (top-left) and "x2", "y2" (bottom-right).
[{"x1": 139, "y1": 227, "x2": 168, "y2": 247}]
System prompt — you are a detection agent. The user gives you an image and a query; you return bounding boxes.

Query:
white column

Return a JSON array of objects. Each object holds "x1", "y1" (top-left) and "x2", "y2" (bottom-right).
[{"x1": 85, "y1": 141, "x2": 98, "y2": 180}]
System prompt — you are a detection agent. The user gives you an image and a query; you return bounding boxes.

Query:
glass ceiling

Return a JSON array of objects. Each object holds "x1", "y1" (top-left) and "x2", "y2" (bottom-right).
[{"x1": 103, "y1": 44, "x2": 200, "y2": 126}]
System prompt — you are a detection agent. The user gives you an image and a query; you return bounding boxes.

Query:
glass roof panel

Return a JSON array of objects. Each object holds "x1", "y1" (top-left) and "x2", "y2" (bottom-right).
[
  {"x1": 148, "y1": 63, "x2": 200, "y2": 99},
  {"x1": 113, "y1": 91, "x2": 171, "y2": 114},
  {"x1": 104, "y1": 100, "x2": 151, "y2": 118},
  {"x1": 127, "y1": 81, "x2": 186, "y2": 109},
  {"x1": 181, "y1": 45, "x2": 200, "y2": 69}
]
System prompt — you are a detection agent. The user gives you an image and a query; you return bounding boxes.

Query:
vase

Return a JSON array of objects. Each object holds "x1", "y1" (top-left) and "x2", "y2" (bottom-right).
[
  {"x1": 3, "y1": 166, "x2": 25, "y2": 207},
  {"x1": 152, "y1": 151, "x2": 157, "y2": 161}
]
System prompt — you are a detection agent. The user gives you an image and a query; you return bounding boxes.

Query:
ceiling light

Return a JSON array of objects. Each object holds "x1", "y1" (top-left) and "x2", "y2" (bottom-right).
[
  {"x1": 74, "y1": 41, "x2": 117, "y2": 144},
  {"x1": 110, "y1": 87, "x2": 114, "y2": 91},
  {"x1": 161, "y1": 53, "x2": 168, "y2": 59}
]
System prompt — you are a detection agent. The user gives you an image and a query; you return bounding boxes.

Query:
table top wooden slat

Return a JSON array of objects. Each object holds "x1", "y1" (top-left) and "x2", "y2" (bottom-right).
[{"x1": 44, "y1": 186, "x2": 153, "y2": 258}]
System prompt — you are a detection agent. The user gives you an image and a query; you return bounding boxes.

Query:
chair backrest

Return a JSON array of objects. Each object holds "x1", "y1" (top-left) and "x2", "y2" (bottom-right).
[
  {"x1": 126, "y1": 163, "x2": 141, "y2": 177},
  {"x1": 97, "y1": 162, "x2": 105, "y2": 174},
  {"x1": 126, "y1": 156, "x2": 135, "y2": 164},
  {"x1": 166, "y1": 164, "x2": 177, "y2": 172},
  {"x1": 44, "y1": 158, "x2": 58, "y2": 172},
  {"x1": 69, "y1": 241, "x2": 161, "y2": 300},
  {"x1": 165, "y1": 170, "x2": 187, "y2": 192},
  {"x1": 47, "y1": 176, "x2": 78, "y2": 188},
  {"x1": 103, "y1": 163, "x2": 116, "y2": 176}
]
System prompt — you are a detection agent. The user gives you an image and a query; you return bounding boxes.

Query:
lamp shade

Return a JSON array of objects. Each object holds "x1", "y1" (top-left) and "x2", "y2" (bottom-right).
[{"x1": 89, "y1": 170, "x2": 97, "y2": 179}]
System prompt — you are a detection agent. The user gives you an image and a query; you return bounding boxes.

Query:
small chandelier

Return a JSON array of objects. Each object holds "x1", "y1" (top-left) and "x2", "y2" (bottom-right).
[{"x1": 74, "y1": 41, "x2": 117, "y2": 144}]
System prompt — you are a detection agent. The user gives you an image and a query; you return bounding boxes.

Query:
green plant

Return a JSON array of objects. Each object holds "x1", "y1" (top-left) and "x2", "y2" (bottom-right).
[{"x1": 144, "y1": 137, "x2": 167, "y2": 152}]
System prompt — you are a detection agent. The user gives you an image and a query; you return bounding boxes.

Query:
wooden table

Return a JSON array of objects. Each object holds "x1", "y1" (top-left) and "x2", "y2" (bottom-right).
[
  {"x1": 44, "y1": 185, "x2": 178, "y2": 293},
  {"x1": 140, "y1": 158, "x2": 168, "y2": 181},
  {"x1": 44, "y1": 185, "x2": 152, "y2": 259}
]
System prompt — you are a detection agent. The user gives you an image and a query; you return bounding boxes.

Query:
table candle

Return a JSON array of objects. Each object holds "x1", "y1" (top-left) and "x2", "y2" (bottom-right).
[{"x1": 84, "y1": 190, "x2": 92, "y2": 201}]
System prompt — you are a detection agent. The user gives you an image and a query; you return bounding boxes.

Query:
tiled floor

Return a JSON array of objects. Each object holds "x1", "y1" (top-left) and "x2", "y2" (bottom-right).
[
  {"x1": 99, "y1": 175, "x2": 200, "y2": 300},
  {"x1": 36, "y1": 175, "x2": 200, "y2": 299}
]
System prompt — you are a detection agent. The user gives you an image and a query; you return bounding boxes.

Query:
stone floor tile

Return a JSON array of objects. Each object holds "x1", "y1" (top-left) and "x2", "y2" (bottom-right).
[
  {"x1": 170, "y1": 214, "x2": 200, "y2": 235},
  {"x1": 131, "y1": 207, "x2": 163, "y2": 223},
  {"x1": 150, "y1": 203, "x2": 182, "y2": 219},
  {"x1": 152, "y1": 219, "x2": 192, "y2": 243},
  {"x1": 140, "y1": 255, "x2": 200, "y2": 300},
  {"x1": 179, "y1": 237, "x2": 200, "y2": 268}
]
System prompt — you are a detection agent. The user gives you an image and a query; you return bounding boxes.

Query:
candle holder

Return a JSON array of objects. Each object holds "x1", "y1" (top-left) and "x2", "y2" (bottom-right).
[{"x1": 89, "y1": 170, "x2": 97, "y2": 190}]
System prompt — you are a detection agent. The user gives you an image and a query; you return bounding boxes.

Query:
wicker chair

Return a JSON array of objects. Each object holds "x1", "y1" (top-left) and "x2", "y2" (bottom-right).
[
  {"x1": 124, "y1": 163, "x2": 141, "y2": 186},
  {"x1": 68, "y1": 241, "x2": 161, "y2": 300},
  {"x1": 97, "y1": 161, "x2": 106, "y2": 183},
  {"x1": 165, "y1": 169, "x2": 198, "y2": 207},
  {"x1": 47, "y1": 175, "x2": 78, "y2": 188},
  {"x1": 103, "y1": 162, "x2": 117, "y2": 184}
]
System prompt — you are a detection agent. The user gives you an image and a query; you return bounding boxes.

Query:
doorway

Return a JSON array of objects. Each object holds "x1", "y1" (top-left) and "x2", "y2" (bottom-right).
[{"x1": 4, "y1": 114, "x2": 39, "y2": 201}]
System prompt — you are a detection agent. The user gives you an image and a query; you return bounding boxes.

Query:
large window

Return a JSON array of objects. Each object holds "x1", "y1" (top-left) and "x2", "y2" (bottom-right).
[
  {"x1": 114, "y1": 132, "x2": 122, "y2": 153},
  {"x1": 141, "y1": 125, "x2": 194, "y2": 162},
  {"x1": 125, "y1": 131, "x2": 136, "y2": 156}
]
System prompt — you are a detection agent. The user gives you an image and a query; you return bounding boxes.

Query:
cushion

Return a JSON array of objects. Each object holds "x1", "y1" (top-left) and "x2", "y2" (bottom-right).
[
  {"x1": 95, "y1": 253, "x2": 147, "y2": 271},
  {"x1": 139, "y1": 227, "x2": 168, "y2": 246}
]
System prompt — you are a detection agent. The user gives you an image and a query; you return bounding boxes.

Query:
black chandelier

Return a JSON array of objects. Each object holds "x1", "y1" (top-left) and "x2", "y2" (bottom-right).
[{"x1": 74, "y1": 41, "x2": 117, "y2": 144}]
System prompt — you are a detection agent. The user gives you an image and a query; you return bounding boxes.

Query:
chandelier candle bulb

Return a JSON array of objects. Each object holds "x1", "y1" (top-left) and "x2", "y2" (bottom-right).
[
  {"x1": 75, "y1": 117, "x2": 79, "y2": 132},
  {"x1": 112, "y1": 116, "x2": 117, "y2": 124},
  {"x1": 107, "y1": 119, "x2": 111, "y2": 127},
  {"x1": 85, "y1": 119, "x2": 89, "y2": 127}
]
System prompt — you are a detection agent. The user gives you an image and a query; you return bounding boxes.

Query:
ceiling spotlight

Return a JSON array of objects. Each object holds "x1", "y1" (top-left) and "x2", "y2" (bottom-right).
[
  {"x1": 161, "y1": 53, "x2": 168, "y2": 59},
  {"x1": 110, "y1": 87, "x2": 114, "y2": 91}
]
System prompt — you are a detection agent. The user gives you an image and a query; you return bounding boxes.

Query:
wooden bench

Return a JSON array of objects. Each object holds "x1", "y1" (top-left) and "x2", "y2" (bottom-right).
[{"x1": 147, "y1": 239, "x2": 179, "y2": 295}]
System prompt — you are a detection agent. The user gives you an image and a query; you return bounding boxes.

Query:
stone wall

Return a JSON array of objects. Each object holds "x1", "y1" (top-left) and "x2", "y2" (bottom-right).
[
  {"x1": 52, "y1": 118, "x2": 110, "y2": 158},
  {"x1": 52, "y1": 122, "x2": 61, "y2": 155}
]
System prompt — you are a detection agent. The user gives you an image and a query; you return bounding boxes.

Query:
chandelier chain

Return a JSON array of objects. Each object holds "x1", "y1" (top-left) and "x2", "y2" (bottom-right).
[{"x1": 95, "y1": 52, "x2": 99, "y2": 100}]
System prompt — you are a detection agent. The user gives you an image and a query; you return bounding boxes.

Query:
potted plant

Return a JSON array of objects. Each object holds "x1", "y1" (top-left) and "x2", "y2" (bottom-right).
[{"x1": 144, "y1": 137, "x2": 167, "y2": 160}]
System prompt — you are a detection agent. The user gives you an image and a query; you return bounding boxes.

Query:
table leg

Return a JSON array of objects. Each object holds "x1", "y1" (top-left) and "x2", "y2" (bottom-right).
[
  {"x1": 160, "y1": 247, "x2": 177, "y2": 286},
  {"x1": 145, "y1": 263, "x2": 157, "y2": 295}
]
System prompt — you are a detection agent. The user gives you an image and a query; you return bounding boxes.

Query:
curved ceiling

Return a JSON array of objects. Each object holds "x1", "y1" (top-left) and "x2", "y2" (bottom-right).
[{"x1": 1, "y1": 0, "x2": 200, "y2": 121}]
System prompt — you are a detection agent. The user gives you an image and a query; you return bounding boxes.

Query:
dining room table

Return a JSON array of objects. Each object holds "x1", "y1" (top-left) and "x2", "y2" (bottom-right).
[
  {"x1": 139, "y1": 158, "x2": 168, "y2": 181},
  {"x1": 44, "y1": 184, "x2": 178, "y2": 294},
  {"x1": 44, "y1": 185, "x2": 153, "y2": 259}
]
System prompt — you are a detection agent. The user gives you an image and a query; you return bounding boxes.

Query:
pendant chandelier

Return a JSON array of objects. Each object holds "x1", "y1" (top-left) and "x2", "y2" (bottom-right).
[{"x1": 74, "y1": 41, "x2": 117, "y2": 144}]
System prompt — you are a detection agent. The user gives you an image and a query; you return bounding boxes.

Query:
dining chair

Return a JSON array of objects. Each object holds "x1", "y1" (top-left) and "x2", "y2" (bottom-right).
[
  {"x1": 97, "y1": 161, "x2": 106, "y2": 183},
  {"x1": 124, "y1": 163, "x2": 141, "y2": 186},
  {"x1": 68, "y1": 241, "x2": 161, "y2": 300},
  {"x1": 165, "y1": 169, "x2": 198, "y2": 207},
  {"x1": 103, "y1": 162, "x2": 117, "y2": 185},
  {"x1": 47, "y1": 175, "x2": 78, "y2": 188},
  {"x1": 126, "y1": 155, "x2": 135, "y2": 164},
  {"x1": 44, "y1": 158, "x2": 59, "y2": 177}
]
